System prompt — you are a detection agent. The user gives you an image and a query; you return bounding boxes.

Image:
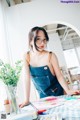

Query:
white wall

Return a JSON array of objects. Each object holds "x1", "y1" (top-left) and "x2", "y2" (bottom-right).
[
  {"x1": 48, "y1": 33, "x2": 67, "y2": 67},
  {"x1": 3, "y1": 0, "x2": 80, "y2": 63}
]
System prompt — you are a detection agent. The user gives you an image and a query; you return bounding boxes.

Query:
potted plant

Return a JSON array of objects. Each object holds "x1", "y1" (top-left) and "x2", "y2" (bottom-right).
[
  {"x1": 0, "y1": 59, "x2": 22, "y2": 86},
  {"x1": 0, "y1": 59, "x2": 22, "y2": 114}
]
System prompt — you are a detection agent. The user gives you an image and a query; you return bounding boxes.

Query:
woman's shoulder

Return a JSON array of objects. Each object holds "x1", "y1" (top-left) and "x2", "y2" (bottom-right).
[
  {"x1": 48, "y1": 52, "x2": 58, "y2": 63},
  {"x1": 24, "y1": 51, "x2": 30, "y2": 57},
  {"x1": 23, "y1": 51, "x2": 30, "y2": 63},
  {"x1": 49, "y1": 51, "x2": 56, "y2": 56}
]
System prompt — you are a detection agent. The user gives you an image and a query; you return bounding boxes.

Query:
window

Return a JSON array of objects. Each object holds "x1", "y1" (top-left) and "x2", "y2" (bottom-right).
[{"x1": 63, "y1": 49, "x2": 79, "y2": 68}]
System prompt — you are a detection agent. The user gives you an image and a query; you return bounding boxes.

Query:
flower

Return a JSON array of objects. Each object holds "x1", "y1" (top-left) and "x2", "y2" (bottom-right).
[{"x1": 0, "y1": 59, "x2": 22, "y2": 86}]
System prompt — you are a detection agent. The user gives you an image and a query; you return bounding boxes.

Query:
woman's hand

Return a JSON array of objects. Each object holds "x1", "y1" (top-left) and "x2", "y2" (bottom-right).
[
  {"x1": 66, "y1": 89, "x2": 80, "y2": 95},
  {"x1": 19, "y1": 101, "x2": 30, "y2": 108}
]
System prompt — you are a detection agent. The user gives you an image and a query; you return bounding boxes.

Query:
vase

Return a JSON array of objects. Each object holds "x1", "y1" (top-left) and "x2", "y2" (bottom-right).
[{"x1": 6, "y1": 85, "x2": 20, "y2": 114}]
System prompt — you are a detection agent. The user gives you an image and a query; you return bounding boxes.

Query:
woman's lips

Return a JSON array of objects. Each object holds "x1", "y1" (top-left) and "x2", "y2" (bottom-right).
[{"x1": 39, "y1": 46, "x2": 44, "y2": 48}]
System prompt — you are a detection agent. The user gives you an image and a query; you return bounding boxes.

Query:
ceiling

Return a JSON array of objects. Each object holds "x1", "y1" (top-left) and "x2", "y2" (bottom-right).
[
  {"x1": 6, "y1": 0, "x2": 34, "y2": 6},
  {"x1": 43, "y1": 24, "x2": 80, "y2": 50},
  {"x1": 13, "y1": 0, "x2": 31, "y2": 4}
]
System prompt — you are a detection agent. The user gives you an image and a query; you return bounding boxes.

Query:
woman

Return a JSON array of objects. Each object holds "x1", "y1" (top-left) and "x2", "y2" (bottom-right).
[{"x1": 19, "y1": 26, "x2": 80, "y2": 108}]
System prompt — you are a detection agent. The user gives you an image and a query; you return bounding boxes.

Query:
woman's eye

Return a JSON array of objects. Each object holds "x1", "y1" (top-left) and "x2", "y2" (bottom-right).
[
  {"x1": 37, "y1": 38, "x2": 40, "y2": 40},
  {"x1": 43, "y1": 39, "x2": 47, "y2": 42}
]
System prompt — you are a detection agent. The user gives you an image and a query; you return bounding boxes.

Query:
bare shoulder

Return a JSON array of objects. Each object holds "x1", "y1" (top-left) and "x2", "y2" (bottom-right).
[
  {"x1": 23, "y1": 51, "x2": 30, "y2": 64},
  {"x1": 50, "y1": 52, "x2": 57, "y2": 60},
  {"x1": 50, "y1": 52, "x2": 59, "y2": 67},
  {"x1": 24, "y1": 51, "x2": 30, "y2": 59}
]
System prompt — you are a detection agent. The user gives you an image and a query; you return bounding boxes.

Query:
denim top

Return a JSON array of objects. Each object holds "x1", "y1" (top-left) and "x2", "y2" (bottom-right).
[{"x1": 29, "y1": 65, "x2": 63, "y2": 98}]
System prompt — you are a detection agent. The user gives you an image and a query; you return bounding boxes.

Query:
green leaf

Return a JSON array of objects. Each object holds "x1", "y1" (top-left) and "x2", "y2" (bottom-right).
[{"x1": 0, "y1": 60, "x2": 23, "y2": 86}]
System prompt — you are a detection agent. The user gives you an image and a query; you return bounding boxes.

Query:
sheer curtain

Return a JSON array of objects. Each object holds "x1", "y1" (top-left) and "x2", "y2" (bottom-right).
[
  {"x1": 0, "y1": 2, "x2": 8, "y2": 62},
  {"x1": 0, "y1": 1, "x2": 10, "y2": 111}
]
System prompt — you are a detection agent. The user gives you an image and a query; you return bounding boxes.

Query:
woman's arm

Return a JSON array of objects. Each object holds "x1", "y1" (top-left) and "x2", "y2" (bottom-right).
[
  {"x1": 19, "y1": 53, "x2": 30, "y2": 107},
  {"x1": 51, "y1": 52, "x2": 80, "y2": 95}
]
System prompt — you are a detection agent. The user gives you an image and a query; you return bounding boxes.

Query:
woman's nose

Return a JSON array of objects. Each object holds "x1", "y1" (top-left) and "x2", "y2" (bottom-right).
[{"x1": 41, "y1": 40, "x2": 45, "y2": 44}]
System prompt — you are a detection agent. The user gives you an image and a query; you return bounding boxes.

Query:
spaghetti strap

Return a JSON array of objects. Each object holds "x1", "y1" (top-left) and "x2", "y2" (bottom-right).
[
  {"x1": 26, "y1": 51, "x2": 30, "y2": 65},
  {"x1": 49, "y1": 51, "x2": 52, "y2": 62}
]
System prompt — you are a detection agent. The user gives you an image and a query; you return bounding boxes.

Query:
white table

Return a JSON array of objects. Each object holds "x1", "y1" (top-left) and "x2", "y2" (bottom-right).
[{"x1": 1, "y1": 95, "x2": 80, "y2": 120}]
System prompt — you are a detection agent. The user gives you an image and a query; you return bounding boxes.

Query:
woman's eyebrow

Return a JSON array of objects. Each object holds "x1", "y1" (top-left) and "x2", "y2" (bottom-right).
[
  {"x1": 37, "y1": 36, "x2": 46, "y2": 38},
  {"x1": 36, "y1": 36, "x2": 41, "y2": 37}
]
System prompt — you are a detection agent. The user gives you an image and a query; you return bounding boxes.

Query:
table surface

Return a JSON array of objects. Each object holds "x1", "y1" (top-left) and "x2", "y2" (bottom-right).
[
  {"x1": 41, "y1": 95, "x2": 80, "y2": 120},
  {"x1": 0, "y1": 95, "x2": 80, "y2": 120}
]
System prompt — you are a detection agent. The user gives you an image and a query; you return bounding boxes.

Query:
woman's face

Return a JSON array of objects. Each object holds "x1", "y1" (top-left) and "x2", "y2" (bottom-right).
[{"x1": 31, "y1": 30, "x2": 47, "y2": 51}]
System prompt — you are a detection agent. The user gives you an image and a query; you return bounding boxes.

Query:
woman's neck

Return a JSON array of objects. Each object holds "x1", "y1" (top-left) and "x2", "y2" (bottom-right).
[{"x1": 31, "y1": 49, "x2": 45, "y2": 56}]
